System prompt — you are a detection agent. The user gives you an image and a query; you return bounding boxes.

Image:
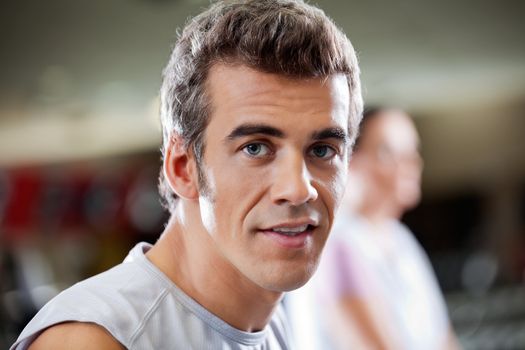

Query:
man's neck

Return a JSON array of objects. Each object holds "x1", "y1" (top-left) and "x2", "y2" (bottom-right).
[{"x1": 146, "y1": 207, "x2": 282, "y2": 332}]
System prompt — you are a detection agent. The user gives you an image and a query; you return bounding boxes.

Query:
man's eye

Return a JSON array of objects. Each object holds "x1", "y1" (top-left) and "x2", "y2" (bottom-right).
[
  {"x1": 310, "y1": 145, "x2": 336, "y2": 159},
  {"x1": 242, "y1": 143, "x2": 271, "y2": 157}
]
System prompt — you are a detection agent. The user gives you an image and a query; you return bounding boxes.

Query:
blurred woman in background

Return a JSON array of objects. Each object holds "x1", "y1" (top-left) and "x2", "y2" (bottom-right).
[{"x1": 288, "y1": 108, "x2": 461, "y2": 350}]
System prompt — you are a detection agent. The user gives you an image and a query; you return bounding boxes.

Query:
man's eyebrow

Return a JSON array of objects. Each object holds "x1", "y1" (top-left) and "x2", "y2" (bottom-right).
[
  {"x1": 311, "y1": 127, "x2": 349, "y2": 144},
  {"x1": 226, "y1": 124, "x2": 285, "y2": 140}
]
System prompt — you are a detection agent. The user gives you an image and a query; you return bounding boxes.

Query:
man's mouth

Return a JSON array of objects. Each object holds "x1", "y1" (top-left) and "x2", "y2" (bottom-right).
[
  {"x1": 269, "y1": 224, "x2": 313, "y2": 236},
  {"x1": 259, "y1": 222, "x2": 317, "y2": 248}
]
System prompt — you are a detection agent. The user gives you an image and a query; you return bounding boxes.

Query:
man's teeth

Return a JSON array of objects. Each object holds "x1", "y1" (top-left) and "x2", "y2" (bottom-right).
[{"x1": 272, "y1": 225, "x2": 309, "y2": 235}]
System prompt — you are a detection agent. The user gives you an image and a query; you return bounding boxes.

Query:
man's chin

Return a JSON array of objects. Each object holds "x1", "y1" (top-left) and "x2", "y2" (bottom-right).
[
  {"x1": 261, "y1": 280, "x2": 310, "y2": 293},
  {"x1": 258, "y1": 266, "x2": 317, "y2": 293}
]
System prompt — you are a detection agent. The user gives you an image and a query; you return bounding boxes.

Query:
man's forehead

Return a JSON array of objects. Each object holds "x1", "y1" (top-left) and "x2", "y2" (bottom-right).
[
  {"x1": 206, "y1": 63, "x2": 349, "y2": 120},
  {"x1": 207, "y1": 63, "x2": 348, "y2": 99}
]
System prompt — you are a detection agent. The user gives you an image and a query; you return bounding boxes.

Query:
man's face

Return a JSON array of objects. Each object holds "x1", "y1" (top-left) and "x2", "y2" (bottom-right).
[{"x1": 196, "y1": 64, "x2": 351, "y2": 292}]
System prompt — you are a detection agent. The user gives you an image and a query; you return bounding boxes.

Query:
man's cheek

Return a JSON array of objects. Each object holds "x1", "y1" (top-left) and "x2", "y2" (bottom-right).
[{"x1": 326, "y1": 170, "x2": 348, "y2": 209}]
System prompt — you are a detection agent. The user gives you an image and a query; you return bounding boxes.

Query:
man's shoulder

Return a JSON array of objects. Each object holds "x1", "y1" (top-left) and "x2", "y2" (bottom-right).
[
  {"x1": 12, "y1": 249, "x2": 172, "y2": 350},
  {"x1": 48, "y1": 254, "x2": 169, "y2": 324},
  {"x1": 28, "y1": 322, "x2": 124, "y2": 350}
]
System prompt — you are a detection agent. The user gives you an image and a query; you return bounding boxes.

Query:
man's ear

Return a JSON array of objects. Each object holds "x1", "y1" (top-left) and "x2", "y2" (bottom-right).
[{"x1": 163, "y1": 135, "x2": 199, "y2": 200}]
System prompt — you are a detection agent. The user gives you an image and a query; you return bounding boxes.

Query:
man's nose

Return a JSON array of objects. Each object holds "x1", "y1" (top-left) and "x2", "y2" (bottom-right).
[{"x1": 270, "y1": 153, "x2": 318, "y2": 206}]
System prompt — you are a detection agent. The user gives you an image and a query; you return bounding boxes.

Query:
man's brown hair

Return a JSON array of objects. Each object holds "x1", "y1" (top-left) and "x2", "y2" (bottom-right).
[{"x1": 159, "y1": 0, "x2": 363, "y2": 212}]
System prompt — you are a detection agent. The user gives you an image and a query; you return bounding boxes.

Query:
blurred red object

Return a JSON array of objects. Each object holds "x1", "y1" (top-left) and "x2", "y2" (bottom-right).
[{"x1": 2, "y1": 168, "x2": 43, "y2": 240}]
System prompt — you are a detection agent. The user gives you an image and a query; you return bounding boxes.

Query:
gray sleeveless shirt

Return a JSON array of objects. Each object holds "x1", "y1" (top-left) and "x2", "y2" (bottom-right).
[{"x1": 11, "y1": 243, "x2": 292, "y2": 350}]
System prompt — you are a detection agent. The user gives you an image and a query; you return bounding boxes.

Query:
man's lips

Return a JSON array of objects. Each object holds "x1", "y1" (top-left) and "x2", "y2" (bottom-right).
[
  {"x1": 259, "y1": 219, "x2": 318, "y2": 233},
  {"x1": 258, "y1": 221, "x2": 317, "y2": 249}
]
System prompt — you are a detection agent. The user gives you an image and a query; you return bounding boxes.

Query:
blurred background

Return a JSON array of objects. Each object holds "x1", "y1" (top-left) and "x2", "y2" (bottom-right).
[{"x1": 1, "y1": 0, "x2": 524, "y2": 348}]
